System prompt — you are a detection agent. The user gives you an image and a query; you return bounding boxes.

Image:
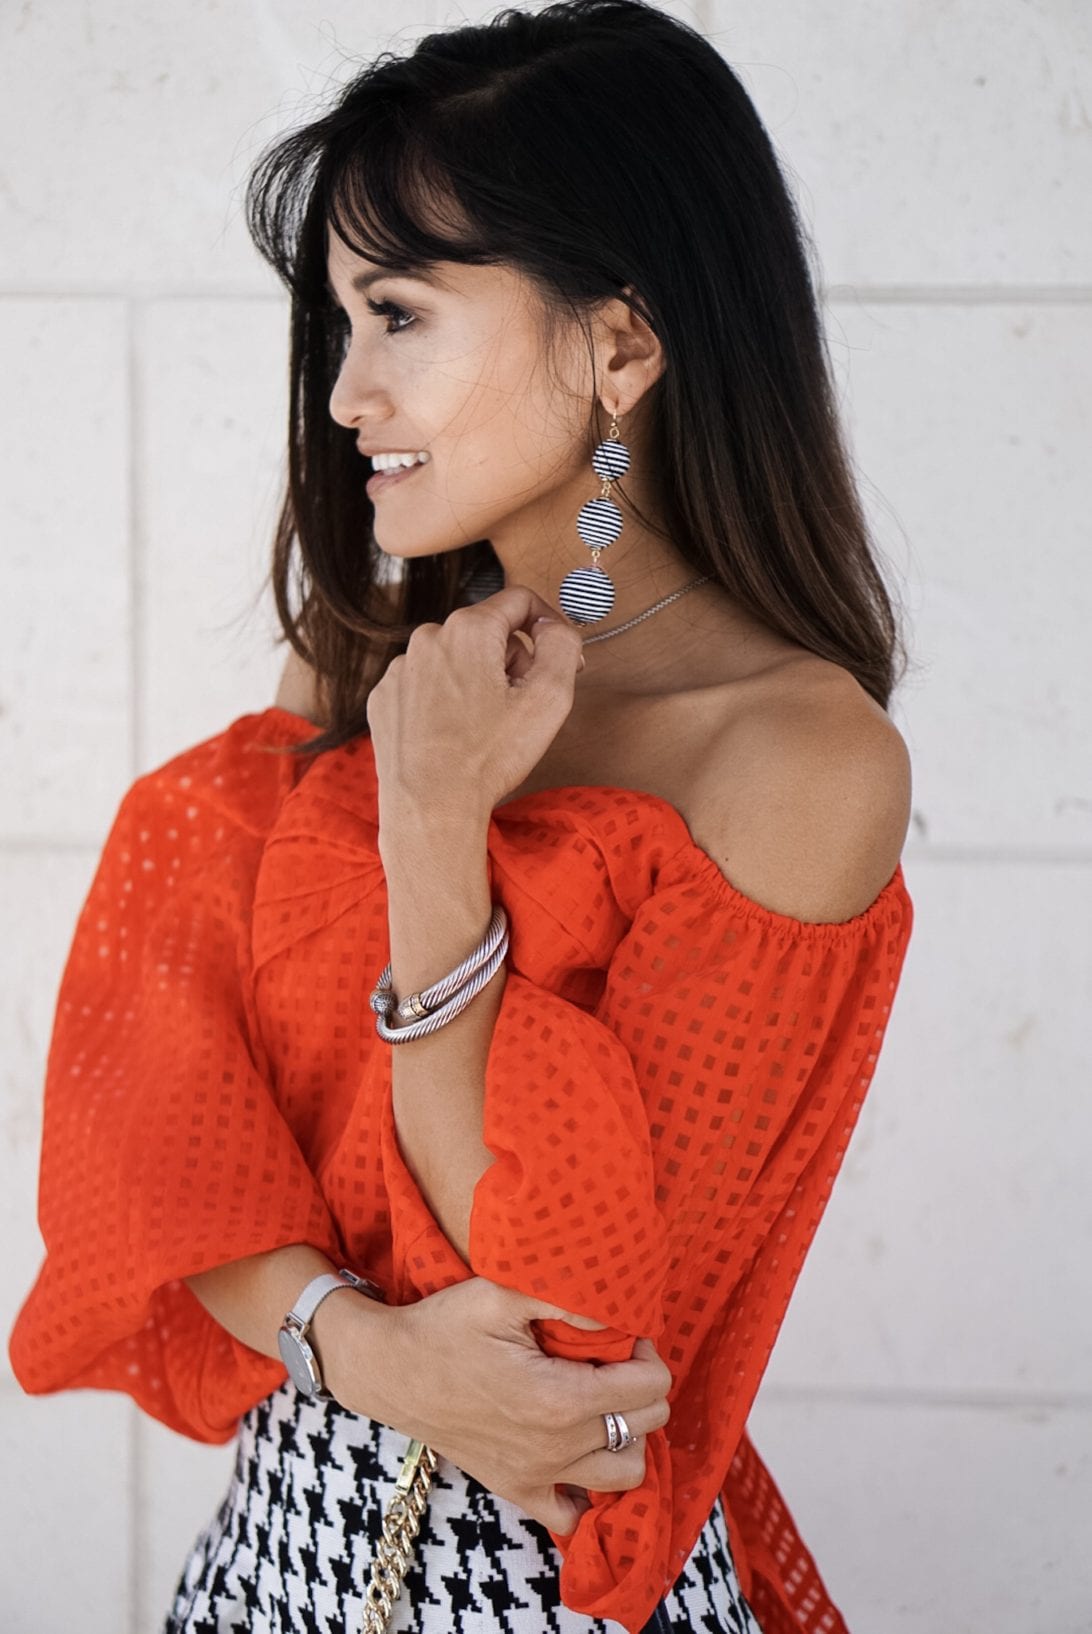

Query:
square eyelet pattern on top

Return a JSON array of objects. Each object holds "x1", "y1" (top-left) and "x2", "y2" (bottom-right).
[{"x1": 9, "y1": 706, "x2": 912, "y2": 1634}]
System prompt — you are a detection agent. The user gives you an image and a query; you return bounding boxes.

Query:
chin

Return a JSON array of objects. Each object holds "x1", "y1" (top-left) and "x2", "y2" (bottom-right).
[
  {"x1": 370, "y1": 531, "x2": 447, "y2": 560},
  {"x1": 371, "y1": 521, "x2": 494, "y2": 563}
]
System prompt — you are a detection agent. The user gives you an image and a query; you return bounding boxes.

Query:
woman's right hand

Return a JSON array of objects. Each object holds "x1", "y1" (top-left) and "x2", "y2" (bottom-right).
[{"x1": 331, "y1": 1276, "x2": 673, "y2": 1537}]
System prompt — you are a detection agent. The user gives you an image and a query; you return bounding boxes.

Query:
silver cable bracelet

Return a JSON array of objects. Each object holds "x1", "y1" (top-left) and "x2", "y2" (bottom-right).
[
  {"x1": 369, "y1": 904, "x2": 509, "y2": 1045},
  {"x1": 375, "y1": 904, "x2": 508, "y2": 1022}
]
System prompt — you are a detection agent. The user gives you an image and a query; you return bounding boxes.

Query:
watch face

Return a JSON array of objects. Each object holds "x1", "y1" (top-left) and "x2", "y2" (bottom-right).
[{"x1": 278, "y1": 1326, "x2": 321, "y2": 1396}]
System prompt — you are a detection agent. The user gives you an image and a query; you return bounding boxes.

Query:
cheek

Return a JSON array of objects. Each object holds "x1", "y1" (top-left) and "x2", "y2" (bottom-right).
[
  {"x1": 508, "y1": 387, "x2": 588, "y2": 485},
  {"x1": 403, "y1": 320, "x2": 582, "y2": 492},
  {"x1": 444, "y1": 322, "x2": 550, "y2": 435}
]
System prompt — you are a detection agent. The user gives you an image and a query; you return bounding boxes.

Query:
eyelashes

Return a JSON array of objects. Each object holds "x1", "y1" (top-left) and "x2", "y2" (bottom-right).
[
  {"x1": 364, "y1": 297, "x2": 417, "y2": 335},
  {"x1": 324, "y1": 297, "x2": 418, "y2": 340}
]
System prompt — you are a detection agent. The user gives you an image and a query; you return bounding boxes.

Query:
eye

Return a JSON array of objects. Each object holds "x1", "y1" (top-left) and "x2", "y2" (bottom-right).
[{"x1": 364, "y1": 297, "x2": 417, "y2": 336}]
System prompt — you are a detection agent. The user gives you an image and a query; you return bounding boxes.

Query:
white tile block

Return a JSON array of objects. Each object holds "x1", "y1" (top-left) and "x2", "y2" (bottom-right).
[
  {"x1": 1, "y1": 852, "x2": 107, "y2": 1385},
  {"x1": 761, "y1": 858, "x2": 1092, "y2": 1399},
  {"x1": 135, "y1": 1414, "x2": 236, "y2": 1628},
  {"x1": 745, "y1": 1393, "x2": 1092, "y2": 1634},
  {"x1": 0, "y1": 299, "x2": 131, "y2": 842},
  {"x1": 708, "y1": 1, "x2": 1092, "y2": 284},
  {"x1": 0, "y1": 1382, "x2": 134, "y2": 1633},
  {"x1": 821, "y1": 299, "x2": 1092, "y2": 849},
  {"x1": 136, "y1": 299, "x2": 295, "y2": 769},
  {"x1": 0, "y1": 5, "x2": 1090, "y2": 1627},
  {"x1": 0, "y1": 3, "x2": 440, "y2": 293},
  {"x1": 3, "y1": 3, "x2": 1087, "y2": 293}
]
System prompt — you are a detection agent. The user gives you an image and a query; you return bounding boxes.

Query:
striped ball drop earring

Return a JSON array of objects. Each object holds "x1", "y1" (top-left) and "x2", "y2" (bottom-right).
[{"x1": 557, "y1": 409, "x2": 628, "y2": 625}]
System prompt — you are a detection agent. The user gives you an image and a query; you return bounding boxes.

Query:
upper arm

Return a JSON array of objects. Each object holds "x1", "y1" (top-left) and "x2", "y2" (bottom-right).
[{"x1": 697, "y1": 677, "x2": 912, "y2": 924}]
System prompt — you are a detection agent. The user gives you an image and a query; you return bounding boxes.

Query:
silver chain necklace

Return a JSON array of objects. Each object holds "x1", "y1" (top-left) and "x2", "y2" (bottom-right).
[{"x1": 578, "y1": 574, "x2": 713, "y2": 645}]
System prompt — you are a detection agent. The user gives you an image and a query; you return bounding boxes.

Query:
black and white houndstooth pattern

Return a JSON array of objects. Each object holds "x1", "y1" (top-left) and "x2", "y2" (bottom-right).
[{"x1": 161, "y1": 1378, "x2": 764, "y2": 1634}]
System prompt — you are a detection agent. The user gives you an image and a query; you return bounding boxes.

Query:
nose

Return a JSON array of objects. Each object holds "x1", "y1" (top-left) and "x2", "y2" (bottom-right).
[
  {"x1": 327, "y1": 338, "x2": 387, "y2": 432},
  {"x1": 328, "y1": 361, "x2": 365, "y2": 431}
]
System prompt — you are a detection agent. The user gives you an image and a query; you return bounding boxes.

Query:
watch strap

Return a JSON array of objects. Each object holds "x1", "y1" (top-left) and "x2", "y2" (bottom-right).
[{"x1": 287, "y1": 1270, "x2": 354, "y2": 1331}]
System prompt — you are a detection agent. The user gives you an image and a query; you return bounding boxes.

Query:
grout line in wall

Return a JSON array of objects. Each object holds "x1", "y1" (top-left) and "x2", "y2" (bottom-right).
[
  {"x1": 2, "y1": 1373, "x2": 1087, "y2": 1413},
  {"x1": 126, "y1": 297, "x2": 143, "y2": 778},
  {"x1": 129, "y1": 1404, "x2": 144, "y2": 1634},
  {"x1": 3, "y1": 838, "x2": 1092, "y2": 864},
  {"x1": 0, "y1": 836, "x2": 103, "y2": 854},
  {"x1": 0, "y1": 288, "x2": 288, "y2": 304},
  {"x1": 2, "y1": 284, "x2": 1092, "y2": 306},
  {"x1": 823, "y1": 284, "x2": 1092, "y2": 306},
  {"x1": 895, "y1": 845, "x2": 1092, "y2": 867},
  {"x1": 758, "y1": 1382, "x2": 1092, "y2": 1411}
]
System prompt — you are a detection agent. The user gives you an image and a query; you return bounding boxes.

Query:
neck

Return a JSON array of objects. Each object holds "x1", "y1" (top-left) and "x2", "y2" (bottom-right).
[{"x1": 485, "y1": 502, "x2": 719, "y2": 692}]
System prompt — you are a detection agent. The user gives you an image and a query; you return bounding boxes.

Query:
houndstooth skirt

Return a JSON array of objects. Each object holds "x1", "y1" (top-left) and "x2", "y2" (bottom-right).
[{"x1": 160, "y1": 1377, "x2": 764, "y2": 1634}]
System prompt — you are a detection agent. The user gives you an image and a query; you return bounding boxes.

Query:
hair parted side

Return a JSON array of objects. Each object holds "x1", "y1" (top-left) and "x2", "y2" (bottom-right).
[{"x1": 244, "y1": 0, "x2": 911, "y2": 758}]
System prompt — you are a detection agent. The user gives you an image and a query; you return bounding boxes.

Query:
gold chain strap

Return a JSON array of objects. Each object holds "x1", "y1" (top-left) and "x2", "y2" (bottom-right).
[{"x1": 360, "y1": 1437, "x2": 439, "y2": 1632}]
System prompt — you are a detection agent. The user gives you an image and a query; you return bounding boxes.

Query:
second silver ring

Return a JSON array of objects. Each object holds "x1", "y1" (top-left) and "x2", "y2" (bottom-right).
[{"x1": 603, "y1": 1410, "x2": 634, "y2": 1452}]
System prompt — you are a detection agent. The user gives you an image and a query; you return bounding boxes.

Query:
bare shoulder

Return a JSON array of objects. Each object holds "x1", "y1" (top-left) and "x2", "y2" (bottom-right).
[
  {"x1": 273, "y1": 580, "x2": 403, "y2": 725},
  {"x1": 689, "y1": 657, "x2": 912, "y2": 924},
  {"x1": 273, "y1": 645, "x2": 324, "y2": 726}
]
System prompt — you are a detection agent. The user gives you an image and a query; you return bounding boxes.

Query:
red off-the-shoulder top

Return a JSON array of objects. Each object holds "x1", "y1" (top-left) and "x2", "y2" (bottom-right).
[{"x1": 8, "y1": 705, "x2": 913, "y2": 1634}]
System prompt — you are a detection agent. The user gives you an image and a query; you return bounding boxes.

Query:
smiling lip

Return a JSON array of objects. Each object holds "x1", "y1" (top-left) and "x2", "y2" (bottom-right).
[{"x1": 366, "y1": 460, "x2": 426, "y2": 497}]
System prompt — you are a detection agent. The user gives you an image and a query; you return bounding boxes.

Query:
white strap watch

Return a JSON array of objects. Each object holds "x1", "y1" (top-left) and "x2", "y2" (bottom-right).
[{"x1": 277, "y1": 1266, "x2": 385, "y2": 1401}]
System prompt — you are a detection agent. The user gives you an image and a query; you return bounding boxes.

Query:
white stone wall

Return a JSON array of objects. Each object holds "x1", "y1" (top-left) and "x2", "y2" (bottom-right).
[{"x1": 2, "y1": 3, "x2": 1088, "y2": 1629}]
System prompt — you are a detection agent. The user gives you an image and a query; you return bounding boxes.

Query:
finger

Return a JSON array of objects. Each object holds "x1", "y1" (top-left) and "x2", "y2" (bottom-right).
[
  {"x1": 447, "y1": 581, "x2": 559, "y2": 643},
  {"x1": 497, "y1": 1294, "x2": 669, "y2": 1392},
  {"x1": 504, "y1": 629, "x2": 535, "y2": 681},
  {"x1": 457, "y1": 583, "x2": 574, "y2": 647},
  {"x1": 559, "y1": 1392, "x2": 670, "y2": 1470},
  {"x1": 576, "y1": 1399, "x2": 668, "y2": 1449},
  {"x1": 497, "y1": 583, "x2": 569, "y2": 632},
  {"x1": 574, "y1": 1346, "x2": 675, "y2": 1416},
  {"x1": 555, "y1": 1436, "x2": 651, "y2": 1496},
  {"x1": 530, "y1": 1484, "x2": 588, "y2": 1537},
  {"x1": 630, "y1": 1338, "x2": 674, "y2": 1393},
  {"x1": 503, "y1": 1293, "x2": 612, "y2": 1331},
  {"x1": 558, "y1": 1482, "x2": 593, "y2": 1523},
  {"x1": 531, "y1": 615, "x2": 586, "y2": 675}
]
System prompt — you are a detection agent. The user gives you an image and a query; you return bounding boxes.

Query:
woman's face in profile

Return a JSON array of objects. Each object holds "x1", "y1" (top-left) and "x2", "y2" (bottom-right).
[{"x1": 324, "y1": 223, "x2": 612, "y2": 570}]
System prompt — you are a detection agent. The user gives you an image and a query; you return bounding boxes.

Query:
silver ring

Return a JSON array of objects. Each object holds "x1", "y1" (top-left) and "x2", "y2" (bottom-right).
[{"x1": 603, "y1": 1410, "x2": 634, "y2": 1452}]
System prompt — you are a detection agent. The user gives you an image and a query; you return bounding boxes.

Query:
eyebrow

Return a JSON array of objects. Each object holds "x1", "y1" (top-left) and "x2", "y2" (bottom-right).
[{"x1": 324, "y1": 265, "x2": 444, "y2": 301}]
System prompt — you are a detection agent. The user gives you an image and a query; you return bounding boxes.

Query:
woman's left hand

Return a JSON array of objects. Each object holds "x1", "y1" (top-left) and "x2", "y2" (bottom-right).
[{"x1": 366, "y1": 583, "x2": 586, "y2": 829}]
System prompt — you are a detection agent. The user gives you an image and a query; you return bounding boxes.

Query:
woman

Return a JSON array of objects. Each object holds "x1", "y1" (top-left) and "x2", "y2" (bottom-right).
[{"x1": 8, "y1": 2, "x2": 915, "y2": 1630}]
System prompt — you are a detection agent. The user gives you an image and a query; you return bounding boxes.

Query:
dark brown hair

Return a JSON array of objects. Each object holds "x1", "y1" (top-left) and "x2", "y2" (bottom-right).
[{"x1": 244, "y1": 0, "x2": 911, "y2": 758}]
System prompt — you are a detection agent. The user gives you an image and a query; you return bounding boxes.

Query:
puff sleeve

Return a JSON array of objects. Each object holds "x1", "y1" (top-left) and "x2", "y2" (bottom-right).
[
  {"x1": 379, "y1": 842, "x2": 914, "y2": 1632},
  {"x1": 6, "y1": 720, "x2": 345, "y2": 1443}
]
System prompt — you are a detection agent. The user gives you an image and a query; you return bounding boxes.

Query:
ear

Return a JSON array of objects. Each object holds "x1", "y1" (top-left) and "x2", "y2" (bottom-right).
[{"x1": 597, "y1": 283, "x2": 666, "y2": 404}]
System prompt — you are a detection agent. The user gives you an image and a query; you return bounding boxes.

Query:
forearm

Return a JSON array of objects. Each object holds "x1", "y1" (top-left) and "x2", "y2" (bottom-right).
[
  {"x1": 183, "y1": 1244, "x2": 404, "y2": 1425},
  {"x1": 381, "y1": 805, "x2": 500, "y2": 1265}
]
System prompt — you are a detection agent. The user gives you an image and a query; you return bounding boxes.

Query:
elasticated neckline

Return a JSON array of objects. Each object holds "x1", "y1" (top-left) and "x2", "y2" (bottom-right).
[{"x1": 266, "y1": 703, "x2": 908, "y2": 944}]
